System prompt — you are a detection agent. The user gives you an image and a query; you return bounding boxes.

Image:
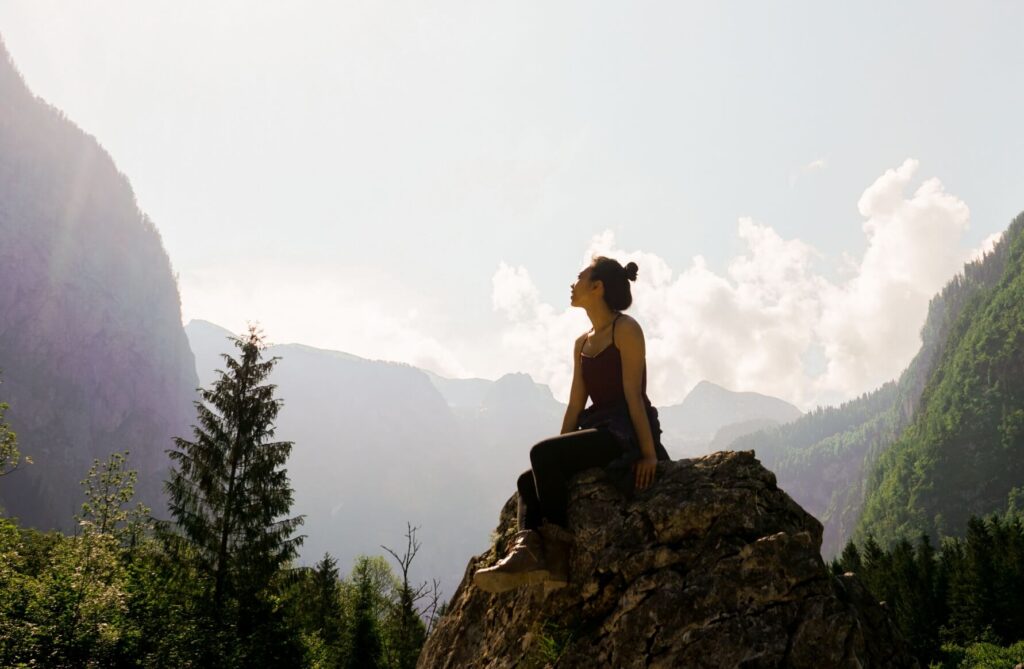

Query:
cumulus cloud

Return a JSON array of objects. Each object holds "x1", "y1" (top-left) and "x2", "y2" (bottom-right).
[
  {"x1": 492, "y1": 159, "x2": 982, "y2": 409},
  {"x1": 491, "y1": 262, "x2": 540, "y2": 320},
  {"x1": 970, "y1": 230, "x2": 1003, "y2": 263}
]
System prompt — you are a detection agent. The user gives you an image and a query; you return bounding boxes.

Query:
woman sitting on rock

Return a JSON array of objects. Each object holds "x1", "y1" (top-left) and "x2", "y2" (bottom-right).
[{"x1": 473, "y1": 256, "x2": 672, "y2": 593}]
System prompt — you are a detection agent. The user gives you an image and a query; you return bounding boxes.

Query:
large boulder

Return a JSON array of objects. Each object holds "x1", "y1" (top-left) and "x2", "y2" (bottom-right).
[{"x1": 418, "y1": 450, "x2": 918, "y2": 668}]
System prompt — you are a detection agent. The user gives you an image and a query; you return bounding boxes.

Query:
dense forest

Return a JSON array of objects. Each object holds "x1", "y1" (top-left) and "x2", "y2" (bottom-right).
[
  {"x1": 734, "y1": 211, "x2": 1024, "y2": 556},
  {"x1": 0, "y1": 329, "x2": 442, "y2": 669},
  {"x1": 833, "y1": 504, "x2": 1024, "y2": 668},
  {"x1": 856, "y1": 212, "x2": 1024, "y2": 546}
]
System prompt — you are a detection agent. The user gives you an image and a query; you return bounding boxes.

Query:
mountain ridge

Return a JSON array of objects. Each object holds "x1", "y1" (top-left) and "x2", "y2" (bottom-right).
[
  {"x1": 733, "y1": 211, "x2": 1023, "y2": 555},
  {"x1": 0, "y1": 36, "x2": 198, "y2": 528}
]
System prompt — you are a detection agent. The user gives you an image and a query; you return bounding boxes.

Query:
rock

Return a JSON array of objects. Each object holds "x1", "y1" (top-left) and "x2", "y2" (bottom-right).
[{"x1": 417, "y1": 450, "x2": 918, "y2": 668}]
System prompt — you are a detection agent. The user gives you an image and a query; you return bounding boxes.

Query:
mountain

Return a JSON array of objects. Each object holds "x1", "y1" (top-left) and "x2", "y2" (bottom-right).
[
  {"x1": 186, "y1": 321, "x2": 558, "y2": 596},
  {"x1": 186, "y1": 320, "x2": 807, "y2": 594},
  {"x1": 0, "y1": 37, "x2": 198, "y2": 528},
  {"x1": 856, "y1": 212, "x2": 1024, "y2": 545},
  {"x1": 658, "y1": 380, "x2": 802, "y2": 456},
  {"x1": 734, "y1": 211, "x2": 1024, "y2": 556},
  {"x1": 419, "y1": 451, "x2": 916, "y2": 668}
]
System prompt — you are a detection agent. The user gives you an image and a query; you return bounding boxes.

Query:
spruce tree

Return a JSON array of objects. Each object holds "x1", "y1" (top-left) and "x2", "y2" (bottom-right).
[
  {"x1": 312, "y1": 552, "x2": 346, "y2": 664},
  {"x1": 163, "y1": 324, "x2": 304, "y2": 658},
  {"x1": 838, "y1": 540, "x2": 862, "y2": 573},
  {"x1": 347, "y1": 557, "x2": 385, "y2": 669}
]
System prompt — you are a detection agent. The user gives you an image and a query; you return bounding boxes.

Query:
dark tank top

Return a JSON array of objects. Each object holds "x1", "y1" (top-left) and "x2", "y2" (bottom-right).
[
  {"x1": 577, "y1": 314, "x2": 670, "y2": 497},
  {"x1": 580, "y1": 314, "x2": 652, "y2": 410}
]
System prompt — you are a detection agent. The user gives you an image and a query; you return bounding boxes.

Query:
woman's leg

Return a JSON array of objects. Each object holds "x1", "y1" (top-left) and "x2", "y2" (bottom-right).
[
  {"x1": 527, "y1": 429, "x2": 621, "y2": 528},
  {"x1": 517, "y1": 470, "x2": 542, "y2": 531}
]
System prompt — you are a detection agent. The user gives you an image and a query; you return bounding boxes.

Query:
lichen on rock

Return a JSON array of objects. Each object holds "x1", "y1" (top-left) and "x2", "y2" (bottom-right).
[{"x1": 418, "y1": 450, "x2": 918, "y2": 668}]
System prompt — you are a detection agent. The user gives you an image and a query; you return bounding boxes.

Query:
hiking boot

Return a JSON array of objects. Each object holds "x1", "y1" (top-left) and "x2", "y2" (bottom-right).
[
  {"x1": 538, "y1": 522, "x2": 573, "y2": 588},
  {"x1": 473, "y1": 529, "x2": 549, "y2": 593}
]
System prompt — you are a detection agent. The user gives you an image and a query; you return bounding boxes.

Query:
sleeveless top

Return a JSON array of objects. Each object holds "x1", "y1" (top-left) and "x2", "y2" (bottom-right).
[
  {"x1": 581, "y1": 314, "x2": 651, "y2": 409},
  {"x1": 577, "y1": 314, "x2": 671, "y2": 496}
]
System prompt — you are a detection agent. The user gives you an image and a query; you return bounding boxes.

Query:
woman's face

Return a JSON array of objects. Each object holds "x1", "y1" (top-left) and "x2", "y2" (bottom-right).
[{"x1": 570, "y1": 266, "x2": 597, "y2": 307}]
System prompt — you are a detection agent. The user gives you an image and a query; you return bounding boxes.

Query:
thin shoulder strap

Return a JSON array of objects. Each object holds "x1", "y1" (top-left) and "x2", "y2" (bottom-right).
[{"x1": 611, "y1": 313, "x2": 622, "y2": 345}]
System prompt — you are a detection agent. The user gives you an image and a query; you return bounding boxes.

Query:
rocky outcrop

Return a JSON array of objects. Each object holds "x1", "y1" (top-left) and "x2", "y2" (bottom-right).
[{"x1": 418, "y1": 451, "x2": 918, "y2": 668}]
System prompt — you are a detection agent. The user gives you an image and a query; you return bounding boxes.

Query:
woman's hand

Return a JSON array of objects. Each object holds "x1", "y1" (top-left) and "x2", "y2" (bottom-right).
[{"x1": 633, "y1": 455, "x2": 658, "y2": 491}]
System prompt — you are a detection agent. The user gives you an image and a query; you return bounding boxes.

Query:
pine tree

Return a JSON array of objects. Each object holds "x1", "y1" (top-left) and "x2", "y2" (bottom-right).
[
  {"x1": 859, "y1": 535, "x2": 889, "y2": 601},
  {"x1": 838, "y1": 540, "x2": 862, "y2": 573},
  {"x1": 163, "y1": 324, "x2": 304, "y2": 660},
  {"x1": 312, "y1": 552, "x2": 346, "y2": 665},
  {"x1": 911, "y1": 533, "x2": 941, "y2": 661},
  {"x1": 347, "y1": 557, "x2": 385, "y2": 669},
  {"x1": 947, "y1": 516, "x2": 996, "y2": 643}
]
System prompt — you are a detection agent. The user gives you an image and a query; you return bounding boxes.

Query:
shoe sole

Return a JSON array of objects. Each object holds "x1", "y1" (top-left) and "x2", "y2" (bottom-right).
[{"x1": 473, "y1": 567, "x2": 551, "y2": 593}]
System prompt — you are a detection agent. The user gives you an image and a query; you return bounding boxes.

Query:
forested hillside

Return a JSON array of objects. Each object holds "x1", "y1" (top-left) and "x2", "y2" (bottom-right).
[
  {"x1": 0, "y1": 37, "x2": 198, "y2": 527},
  {"x1": 856, "y1": 212, "x2": 1024, "y2": 545},
  {"x1": 734, "y1": 212, "x2": 1024, "y2": 556}
]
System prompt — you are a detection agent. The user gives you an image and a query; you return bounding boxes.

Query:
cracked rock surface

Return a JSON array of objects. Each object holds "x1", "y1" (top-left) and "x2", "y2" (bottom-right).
[{"x1": 417, "y1": 450, "x2": 918, "y2": 668}]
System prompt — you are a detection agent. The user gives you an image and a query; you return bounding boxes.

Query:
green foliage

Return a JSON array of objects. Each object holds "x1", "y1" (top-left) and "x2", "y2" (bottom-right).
[
  {"x1": 380, "y1": 523, "x2": 433, "y2": 669},
  {"x1": 345, "y1": 556, "x2": 391, "y2": 669},
  {"x1": 848, "y1": 510, "x2": 1024, "y2": 665},
  {"x1": 0, "y1": 456, "x2": 151, "y2": 667},
  {"x1": 162, "y1": 324, "x2": 305, "y2": 666},
  {"x1": 524, "y1": 618, "x2": 577, "y2": 667},
  {"x1": 735, "y1": 212, "x2": 1024, "y2": 557},
  {"x1": 78, "y1": 450, "x2": 151, "y2": 548},
  {"x1": 279, "y1": 553, "x2": 349, "y2": 668},
  {"x1": 0, "y1": 335, "x2": 440, "y2": 667},
  {"x1": 933, "y1": 639, "x2": 1024, "y2": 669},
  {"x1": 858, "y1": 212, "x2": 1024, "y2": 547},
  {"x1": 0, "y1": 380, "x2": 30, "y2": 479}
]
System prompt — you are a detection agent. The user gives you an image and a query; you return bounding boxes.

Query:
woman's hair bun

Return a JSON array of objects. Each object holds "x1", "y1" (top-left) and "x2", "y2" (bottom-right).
[{"x1": 624, "y1": 261, "x2": 639, "y2": 282}]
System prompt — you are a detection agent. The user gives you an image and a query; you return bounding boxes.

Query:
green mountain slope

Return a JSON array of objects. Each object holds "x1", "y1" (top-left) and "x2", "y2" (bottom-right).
[
  {"x1": 733, "y1": 211, "x2": 1024, "y2": 555},
  {"x1": 856, "y1": 213, "x2": 1024, "y2": 545}
]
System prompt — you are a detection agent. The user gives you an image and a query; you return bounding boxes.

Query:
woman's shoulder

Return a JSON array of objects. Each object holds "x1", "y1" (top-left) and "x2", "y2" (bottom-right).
[{"x1": 615, "y1": 313, "x2": 644, "y2": 336}]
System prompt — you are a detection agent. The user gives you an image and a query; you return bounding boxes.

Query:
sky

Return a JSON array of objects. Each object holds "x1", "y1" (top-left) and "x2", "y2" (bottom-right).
[{"x1": 2, "y1": 1, "x2": 1022, "y2": 410}]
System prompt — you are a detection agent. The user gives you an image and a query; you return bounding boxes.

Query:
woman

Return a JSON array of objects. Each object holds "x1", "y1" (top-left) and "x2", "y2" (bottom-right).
[{"x1": 473, "y1": 256, "x2": 671, "y2": 594}]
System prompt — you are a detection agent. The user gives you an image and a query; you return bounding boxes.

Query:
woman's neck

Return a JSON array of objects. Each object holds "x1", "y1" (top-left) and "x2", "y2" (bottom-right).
[{"x1": 585, "y1": 305, "x2": 619, "y2": 333}]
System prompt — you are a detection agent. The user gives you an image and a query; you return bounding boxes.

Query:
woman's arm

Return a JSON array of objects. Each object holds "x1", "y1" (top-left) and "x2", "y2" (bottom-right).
[
  {"x1": 617, "y1": 317, "x2": 658, "y2": 462},
  {"x1": 560, "y1": 334, "x2": 589, "y2": 434}
]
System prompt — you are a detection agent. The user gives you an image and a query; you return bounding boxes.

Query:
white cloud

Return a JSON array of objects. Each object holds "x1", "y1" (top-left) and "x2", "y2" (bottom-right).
[
  {"x1": 492, "y1": 159, "x2": 981, "y2": 410},
  {"x1": 491, "y1": 262, "x2": 540, "y2": 320},
  {"x1": 970, "y1": 230, "x2": 1003, "y2": 263}
]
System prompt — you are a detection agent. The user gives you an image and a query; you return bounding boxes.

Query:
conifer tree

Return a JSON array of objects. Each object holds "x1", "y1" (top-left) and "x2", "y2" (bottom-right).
[
  {"x1": 347, "y1": 557, "x2": 385, "y2": 669},
  {"x1": 163, "y1": 324, "x2": 304, "y2": 658},
  {"x1": 838, "y1": 540, "x2": 862, "y2": 573},
  {"x1": 312, "y1": 552, "x2": 346, "y2": 665}
]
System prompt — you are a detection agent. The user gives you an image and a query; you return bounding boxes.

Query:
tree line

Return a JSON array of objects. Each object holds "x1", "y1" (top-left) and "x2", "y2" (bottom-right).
[
  {"x1": 0, "y1": 326, "x2": 443, "y2": 668},
  {"x1": 832, "y1": 502, "x2": 1024, "y2": 667}
]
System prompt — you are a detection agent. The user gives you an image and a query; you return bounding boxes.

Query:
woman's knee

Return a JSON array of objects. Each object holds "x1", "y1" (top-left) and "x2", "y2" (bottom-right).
[
  {"x1": 529, "y1": 437, "x2": 561, "y2": 466},
  {"x1": 516, "y1": 469, "x2": 534, "y2": 491}
]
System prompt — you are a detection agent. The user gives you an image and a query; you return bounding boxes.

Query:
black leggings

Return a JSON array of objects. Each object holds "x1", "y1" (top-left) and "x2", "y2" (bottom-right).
[{"x1": 517, "y1": 428, "x2": 622, "y2": 531}]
